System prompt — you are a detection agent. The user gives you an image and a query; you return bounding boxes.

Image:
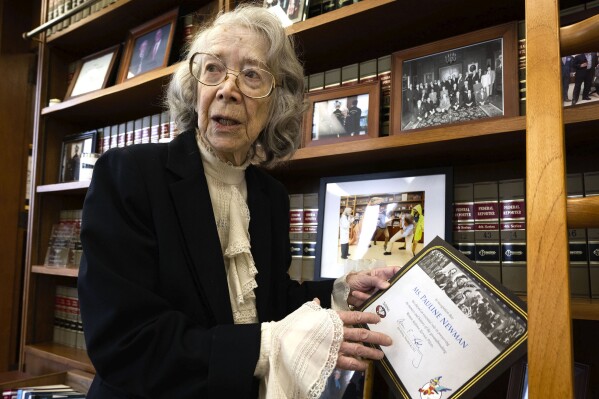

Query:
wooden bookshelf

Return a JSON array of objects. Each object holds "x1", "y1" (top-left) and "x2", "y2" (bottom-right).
[{"x1": 32, "y1": 266, "x2": 79, "y2": 277}]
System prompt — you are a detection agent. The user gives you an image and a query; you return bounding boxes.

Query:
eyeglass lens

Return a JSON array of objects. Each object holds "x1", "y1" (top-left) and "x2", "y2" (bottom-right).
[{"x1": 190, "y1": 53, "x2": 274, "y2": 98}]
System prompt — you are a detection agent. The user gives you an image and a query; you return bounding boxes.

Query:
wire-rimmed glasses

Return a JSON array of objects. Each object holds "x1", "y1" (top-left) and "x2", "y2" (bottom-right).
[{"x1": 189, "y1": 52, "x2": 276, "y2": 99}]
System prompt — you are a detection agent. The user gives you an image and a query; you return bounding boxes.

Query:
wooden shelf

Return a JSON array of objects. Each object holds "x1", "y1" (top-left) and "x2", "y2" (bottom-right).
[
  {"x1": 37, "y1": 180, "x2": 90, "y2": 193},
  {"x1": 46, "y1": 0, "x2": 203, "y2": 55},
  {"x1": 571, "y1": 298, "x2": 599, "y2": 321},
  {"x1": 32, "y1": 266, "x2": 79, "y2": 278},
  {"x1": 24, "y1": 344, "x2": 94, "y2": 374},
  {"x1": 0, "y1": 370, "x2": 93, "y2": 393},
  {"x1": 41, "y1": 63, "x2": 178, "y2": 126}
]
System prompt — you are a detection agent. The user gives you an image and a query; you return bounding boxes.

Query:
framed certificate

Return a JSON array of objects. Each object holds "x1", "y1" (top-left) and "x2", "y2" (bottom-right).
[{"x1": 360, "y1": 236, "x2": 527, "y2": 399}]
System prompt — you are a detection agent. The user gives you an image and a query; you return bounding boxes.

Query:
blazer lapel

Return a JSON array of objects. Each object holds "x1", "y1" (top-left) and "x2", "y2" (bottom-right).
[
  {"x1": 166, "y1": 131, "x2": 233, "y2": 325},
  {"x1": 246, "y1": 167, "x2": 272, "y2": 321}
]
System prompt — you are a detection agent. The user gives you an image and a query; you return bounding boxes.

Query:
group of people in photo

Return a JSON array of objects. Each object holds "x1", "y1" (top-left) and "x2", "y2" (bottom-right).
[
  {"x1": 419, "y1": 250, "x2": 526, "y2": 352},
  {"x1": 402, "y1": 63, "x2": 502, "y2": 130},
  {"x1": 314, "y1": 96, "x2": 366, "y2": 140},
  {"x1": 562, "y1": 52, "x2": 599, "y2": 106},
  {"x1": 338, "y1": 198, "x2": 424, "y2": 261}
]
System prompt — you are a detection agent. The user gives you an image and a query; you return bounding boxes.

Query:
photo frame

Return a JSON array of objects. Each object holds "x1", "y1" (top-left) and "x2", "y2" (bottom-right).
[
  {"x1": 506, "y1": 360, "x2": 590, "y2": 399},
  {"x1": 59, "y1": 130, "x2": 97, "y2": 183},
  {"x1": 391, "y1": 22, "x2": 518, "y2": 133},
  {"x1": 315, "y1": 167, "x2": 452, "y2": 280},
  {"x1": 65, "y1": 45, "x2": 120, "y2": 99},
  {"x1": 320, "y1": 362, "x2": 374, "y2": 399},
  {"x1": 303, "y1": 81, "x2": 380, "y2": 148},
  {"x1": 117, "y1": 8, "x2": 178, "y2": 83},
  {"x1": 263, "y1": 0, "x2": 308, "y2": 27}
]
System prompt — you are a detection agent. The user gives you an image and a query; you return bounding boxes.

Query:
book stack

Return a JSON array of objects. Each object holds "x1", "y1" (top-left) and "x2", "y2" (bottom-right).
[
  {"x1": 44, "y1": 209, "x2": 82, "y2": 268},
  {"x1": 2, "y1": 383, "x2": 86, "y2": 398},
  {"x1": 287, "y1": 192, "x2": 320, "y2": 281},
  {"x1": 46, "y1": 0, "x2": 119, "y2": 37},
  {"x1": 53, "y1": 285, "x2": 86, "y2": 350}
]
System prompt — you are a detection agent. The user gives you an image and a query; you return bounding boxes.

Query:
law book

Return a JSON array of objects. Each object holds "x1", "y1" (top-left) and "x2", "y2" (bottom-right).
[
  {"x1": 141, "y1": 115, "x2": 151, "y2": 144},
  {"x1": 288, "y1": 193, "x2": 304, "y2": 281},
  {"x1": 159, "y1": 111, "x2": 171, "y2": 142},
  {"x1": 358, "y1": 58, "x2": 377, "y2": 84},
  {"x1": 44, "y1": 215, "x2": 75, "y2": 268},
  {"x1": 499, "y1": 178, "x2": 527, "y2": 294},
  {"x1": 53, "y1": 285, "x2": 68, "y2": 347},
  {"x1": 567, "y1": 173, "x2": 590, "y2": 297},
  {"x1": 63, "y1": 286, "x2": 79, "y2": 348},
  {"x1": 473, "y1": 181, "x2": 501, "y2": 282},
  {"x1": 453, "y1": 183, "x2": 476, "y2": 261},
  {"x1": 170, "y1": 113, "x2": 179, "y2": 139},
  {"x1": 133, "y1": 118, "x2": 143, "y2": 145},
  {"x1": 378, "y1": 55, "x2": 392, "y2": 136},
  {"x1": 302, "y1": 193, "x2": 319, "y2": 281},
  {"x1": 101, "y1": 125, "x2": 110, "y2": 153},
  {"x1": 66, "y1": 209, "x2": 83, "y2": 268},
  {"x1": 308, "y1": 72, "x2": 324, "y2": 92},
  {"x1": 341, "y1": 63, "x2": 359, "y2": 86},
  {"x1": 324, "y1": 68, "x2": 341, "y2": 88},
  {"x1": 109, "y1": 124, "x2": 118, "y2": 150},
  {"x1": 150, "y1": 114, "x2": 161, "y2": 143},
  {"x1": 517, "y1": 20, "x2": 526, "y2": 116},
  {"x1": 117, "y1": 122, "x2": 126, "y2": 148},
  {"x1": 125, "y1": 120, "x2": 135, "y2": 147},
  {"x1": 583, "y1": 171, "x2": 599, "y2": 298}
]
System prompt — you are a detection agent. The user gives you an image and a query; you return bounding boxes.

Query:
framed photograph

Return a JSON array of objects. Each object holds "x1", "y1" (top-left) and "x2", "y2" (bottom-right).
[
  {"x1": 391, "y1": 22, "x2": 518, "y2": 133},
  {"x1": 360, "y1": 236, "x2": 528, "y2": 399},
  {"x1": 320, "y1": 362, "x2": 374, "y2": 399},
  {"x1": 65, "y1": 45, "x2": 120, "y2": 99},
  {"x1": 506, "y1": 360, "x2": 590, "y2": 399},
  {"x1": 303, "y1": 81, "x2": 380, "y2": 147},
  {"x1": 315, "y1": 167, "x2": 452, "y2": 280},
  {"x1": 59, "y1": 130, "x2": 97, "y2": 183},
  {"x1": 263, "y1": 0, "x2": 308, "y2": 27},
  {"x1": 561, "y1": 52, "x2": 599, "y2": 107},
  {"x1": 117, "y1": 8, "x2": 178, "y2": 83}
]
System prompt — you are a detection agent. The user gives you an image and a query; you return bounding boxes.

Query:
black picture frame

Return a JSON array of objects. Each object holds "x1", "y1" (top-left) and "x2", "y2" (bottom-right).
[
  {"x1": 315, "y1": 167, "x2": 452, "y2": 280},
  {"x1": 59, "y1": 130, "x2": 97, "y2": 183}
]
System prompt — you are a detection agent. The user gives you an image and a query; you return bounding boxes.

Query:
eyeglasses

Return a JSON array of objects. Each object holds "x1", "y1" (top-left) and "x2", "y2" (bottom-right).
[{"x1": 189, "y1": 52, "x2": 276, "y2": 99}]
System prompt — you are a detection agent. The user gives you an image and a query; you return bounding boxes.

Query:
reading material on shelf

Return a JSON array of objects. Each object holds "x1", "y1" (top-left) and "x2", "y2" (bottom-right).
[
  {"x1": 288, "y1": 193, "x2": 304, "y2": 281},
  {"x1": 302, "y1": 193, "x2": 319, "y2": 281},
  {"x1": 499, "y1": 179, "x2": 527, "y2": 294},
  {"x1": 584, "y1": 171, "x2": 599, "y2": 298},
  {"x1": 2, "y1": 382, "x2": 86, "y2": 399},
  {"x1": 44, "y1": 210, "x2": 83, "y2": 268},
  {"x1": 473, "y1": 181, "x2": 501, "y2": 282},
  {"x1": 360, "y1": 236, "x2": 527, "y2": 399},
  {"x1": 567, "y1": 173, "x2": 590, "y2": 297},
  {"x1": 453, "y1": 183, "x2": 475, "y2": 261},
  {"x1": 53, "y1": 285, "x2": 85, "y2": 350}
]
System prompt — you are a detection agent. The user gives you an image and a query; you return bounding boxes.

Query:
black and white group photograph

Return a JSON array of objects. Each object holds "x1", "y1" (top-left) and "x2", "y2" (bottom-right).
[
  {"x1": 418, "y1": 249, "x2": 527, "y2": 352},
  {"x1": 400, "y1": 39, "x2": 505, "y2": 131}
]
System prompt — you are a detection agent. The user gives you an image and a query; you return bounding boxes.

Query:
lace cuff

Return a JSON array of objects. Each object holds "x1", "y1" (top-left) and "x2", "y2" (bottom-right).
[
  {"x1": 331, "y1": 275, "x2": 351, "y2": 311},
  {"x1": 259, "y1": 301, "x2": 343, "y2": 399},
  {"x1": 254, "y1": 322, "x2": 272, "y2": 378}
]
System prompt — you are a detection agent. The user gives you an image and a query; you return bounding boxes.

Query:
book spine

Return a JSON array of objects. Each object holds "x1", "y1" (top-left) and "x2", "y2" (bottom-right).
[
  {"x1": 341, "y1": 63, "x2": 359, "y2": 87},
  {"x1": 517, "y1": 20, "x2": 526, "y2": 115},
  {"x1": 378, "y1": 55, "x2": 391, "y2": 137},
  {"x1": 302, "y1": 193, "x2": 319, "y2": 281},
  {"x1": 583, "y1": 171, "x2": 599, "y2": 298},
  {"x1": 499, "y1": 178, "x2": 527, "y2": 294},
  {"x1": 150, "y1": 114, "x2": 161, "y2": 143},
  {"x1": 117, "y1": 122, "x2": 126, "y2": 148},
  {"x1": 358, "y1": 59, "x2": 378, "y2": 84},
  {"x1": 109, "y1": 124, "x2": 118, "y2": 150},
  {"x1": 141, "y1": 116, "x2": 151, "y2": 144},
  {"x1": 102, "y1": 126, "x2": 111, "y2": 153},
  {"x1": 125, "y1": 120, "x2": 135, "y2": 147},
  {"x1": 160, "y1": 111, "x2": 171, "y2": 142},
  {"x1": 453, "y1": 183, "x2": 476, "y2": 261},
  {"x1": 134, "y1": 118, "x2": 143, "y2": 145},
  {"x1": 567, "y1": 173, "x2": 590, "y2": 297},
  {"x1": 64, "y1": 286, "x2": 79, "y2": 348},
  {"x1": 473, "y1": 181, "x2": 501, "y2": 282},
  {"x1": 288, "y1": 194, "x2": 304, "y2": 282}
]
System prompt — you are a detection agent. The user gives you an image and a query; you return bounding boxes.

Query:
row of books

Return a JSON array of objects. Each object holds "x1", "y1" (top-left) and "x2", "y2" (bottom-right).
[
  {"x1": 306, "y1": 0, "x2": 361, "y2": 19},
  {"x1": 96, "y1": 112, "x2": 179, "y2": 155},
  {"x1": 306, "y1": 54, "x2": 392, "y2": 136},
  {"x1": 47, "y1": 0, "x2": 118, "y2": 36},
  {"x1": 53, "y1": 285, "x2": 86, "y2": 351},
  {"x1": 288, "y1": 193, "x2": 319, "y2": 282},
  {"x1": 44, "y1": 210, "x2": 82, "y2": 268},
  {"x1": 453, "y1": 171, "x2": 599, "y2": 298},
  {"x1": 2, "y1": 383, "x2": 86, "y2": 399}
]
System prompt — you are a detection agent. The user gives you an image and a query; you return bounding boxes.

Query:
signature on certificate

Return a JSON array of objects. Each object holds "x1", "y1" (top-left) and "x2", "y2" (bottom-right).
[{"x1": 397, "y1": 319, "x2": 424, "y2": 368}]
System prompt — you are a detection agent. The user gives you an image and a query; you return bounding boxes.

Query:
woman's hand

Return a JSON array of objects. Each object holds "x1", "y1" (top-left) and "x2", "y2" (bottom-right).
[
  {"x1": 346, "y1": 266, "x2": 400, "y2": 307},
  {"x1": 335, "y1": 310, "x2": 392, "y2": 371}
]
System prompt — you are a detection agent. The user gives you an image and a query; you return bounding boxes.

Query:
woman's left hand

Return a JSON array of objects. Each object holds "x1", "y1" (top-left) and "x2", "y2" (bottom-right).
[{"x1": 346, "y1": 266, "x2": 400, "y2": 307}]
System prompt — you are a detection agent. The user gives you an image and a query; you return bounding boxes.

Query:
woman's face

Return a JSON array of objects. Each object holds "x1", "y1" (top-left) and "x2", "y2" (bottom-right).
[{"x1": 195, "y1": 26, "x2": 272, "y2": 165}]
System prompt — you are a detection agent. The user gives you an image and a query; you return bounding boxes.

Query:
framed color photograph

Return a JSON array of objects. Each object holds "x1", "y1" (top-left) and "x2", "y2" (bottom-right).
[
  {"x1": 65, "y1": 45, "x2": 120, "y2": 99},
  {"x1": 303, "y1": 81, "x2": 380, "y2": 147},
  {"x1": 263, "y1": 0, "x2": 308, "y2": 27},
  {"x1": 320, "y1": 362, "x2": 374, "y2": 399},
  {"x1": 360, "y1": 236, "x2": 528, "y2": 399},
  {"x1": 391, "y1": 22, "x2": 518, "y2": 133},
  {"x1": 315, "y1": 168, "x2": 452, "y2": 280},
  {"x1": 59, "y1": 130, "x2": 97, "y2": 183},
  {"x1": 117, "y1": 8, "x2": 178, "y2": 82}
]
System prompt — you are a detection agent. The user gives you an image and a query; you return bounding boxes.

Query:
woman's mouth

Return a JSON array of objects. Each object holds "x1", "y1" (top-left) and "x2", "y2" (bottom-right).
[{"x1": 213, "y1": 116, "x2": 241, "y2": 126}]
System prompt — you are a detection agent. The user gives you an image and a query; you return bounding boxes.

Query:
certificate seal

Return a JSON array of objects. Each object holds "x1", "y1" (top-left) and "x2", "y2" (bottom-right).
[{"x1": 418, "y1": 376, "x2": 451, "y2": 399}]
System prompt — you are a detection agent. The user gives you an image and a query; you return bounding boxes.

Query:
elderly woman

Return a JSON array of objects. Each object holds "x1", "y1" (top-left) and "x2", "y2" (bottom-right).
[{"x1": 78, "y1": 5, "x2": 396, "y2": 399}]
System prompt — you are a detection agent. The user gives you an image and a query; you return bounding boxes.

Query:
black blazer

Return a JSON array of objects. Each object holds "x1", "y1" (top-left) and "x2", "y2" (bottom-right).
[{"x1": 78, "y1": 130, "x2": 333, "y2": 398}]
